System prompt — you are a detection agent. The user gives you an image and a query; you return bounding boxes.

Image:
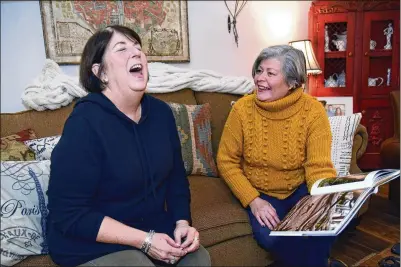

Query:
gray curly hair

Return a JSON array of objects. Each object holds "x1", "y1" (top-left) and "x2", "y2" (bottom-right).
[{"x1": 251, "y1": 45, "x2": 307, "y2": 89}]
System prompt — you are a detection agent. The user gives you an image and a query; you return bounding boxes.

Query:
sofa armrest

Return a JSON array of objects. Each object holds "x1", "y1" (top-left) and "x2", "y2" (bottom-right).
[
  {"x1": 380, "y1": 136, "x2": 400, "y2": 169},
  {"x1": 349, "y1": 124, "x2": 368, "y2": 174}
]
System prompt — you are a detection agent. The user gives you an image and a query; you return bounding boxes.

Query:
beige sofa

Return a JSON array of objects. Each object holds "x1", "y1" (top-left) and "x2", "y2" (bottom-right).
[{"x1": 1, "y1": 89, "x2": 369, "y2": 266}]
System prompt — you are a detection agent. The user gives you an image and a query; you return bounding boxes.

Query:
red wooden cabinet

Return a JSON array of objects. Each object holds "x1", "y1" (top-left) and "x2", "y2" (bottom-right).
[{"x1": 309, "y1": 1, "x2": 400, "y2": 170}]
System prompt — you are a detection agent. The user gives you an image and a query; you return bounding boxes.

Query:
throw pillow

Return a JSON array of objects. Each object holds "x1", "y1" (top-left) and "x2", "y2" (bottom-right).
[
  {"x1": 0, "y1": 160, "x2": 50, "y2": 266},
  {"x1": 168, "y1": 102, "x2": 218, "y2": 177},
  {"x1": 1, "y1": 129, "x2": 37, "y2": 161},
  {"x1": 329, "y1": 113, "x2": 362, "y2": 176},
  {"x1": 24, "y1": 135, "x2": 61, "y2": 160}
]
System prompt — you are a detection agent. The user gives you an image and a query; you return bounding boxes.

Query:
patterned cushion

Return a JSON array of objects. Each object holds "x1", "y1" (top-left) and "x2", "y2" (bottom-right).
[
  {"x1": 24, "y1": 136, "x2": 61, "y2": 160},
  {"x1": 168, "y1": 103, "x2": 218, "y2": 177},
  {"x1": 1, "y1": 129, "x2": 37, "y2": 161},
  {"x1": 0, "y1": 160, "x2": 50, "y2": 266},
  {"x1": 329, "y1": 113, "x2": 362, "y2": 176}
]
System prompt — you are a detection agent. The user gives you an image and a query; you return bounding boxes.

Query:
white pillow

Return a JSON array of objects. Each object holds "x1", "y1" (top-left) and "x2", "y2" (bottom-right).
[
  {"x1": 24, "y1": 135, "x2": 61, "y2": 160},
  {"x1": 329, "y1": 113, "x2": 362, "y2": 176},
  {"x1": 1, "y1": 160, "x2": 50, "y2": 266}
]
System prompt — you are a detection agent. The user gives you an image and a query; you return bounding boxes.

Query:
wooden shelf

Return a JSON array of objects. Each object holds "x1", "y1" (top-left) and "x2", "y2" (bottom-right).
[
  {"x1": 325, "y1": 51, "x2": 346, "y2": 58},
  {"x1": 368, "y1": 49, "x2": 393, "y2": 57},
  {"x1": 323, "y1": 86, "x2": 347, "y2": 89}
]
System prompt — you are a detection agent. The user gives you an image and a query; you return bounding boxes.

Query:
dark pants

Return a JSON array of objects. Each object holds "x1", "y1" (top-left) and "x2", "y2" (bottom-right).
[
  {"x1": 246, "y1": 184, "x2": 336, "y2": 267},
  {"x1": 78, "y1": 246, "x2": 210, "y2": 266}
]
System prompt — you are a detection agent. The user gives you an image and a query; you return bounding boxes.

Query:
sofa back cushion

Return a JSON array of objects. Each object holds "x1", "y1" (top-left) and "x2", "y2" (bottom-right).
[
  {"x1": 149, "y1": 88, "x2": 197, "y2": 105},
  {"x1": 194, "y1": 92, "x2": 242, "y2": 159},
  {"x1": 1, "y1": 105, "x2": 74, "y2": 138},
  {"x1": 1, "y1": 90, "x2": 196, "y2": 139}
]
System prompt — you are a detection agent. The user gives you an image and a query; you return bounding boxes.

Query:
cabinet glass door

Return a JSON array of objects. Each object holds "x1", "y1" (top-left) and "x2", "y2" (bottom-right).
[
  {"x1": 361, "y1": 10, "x2": 400, "y2": 96},
  {"x1": 314, "y1": 13, "x2": 355, "y2": 96},
  {"x1": 359, "y1": 10, "x2": 400, "y2": 169}
]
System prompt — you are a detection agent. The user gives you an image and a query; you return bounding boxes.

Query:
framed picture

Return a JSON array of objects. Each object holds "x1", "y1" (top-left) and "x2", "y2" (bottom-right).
[
  {"x1": 316, "y1": 97, "x2": 353, "y2": 117},
  {"x1": 40, "y1": 1, "x2": 190, "y2": 64}
]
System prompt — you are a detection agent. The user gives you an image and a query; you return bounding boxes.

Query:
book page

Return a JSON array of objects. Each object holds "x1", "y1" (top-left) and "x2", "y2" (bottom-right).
[
  {"x1": 373, "y1": 170, "x2": 401, "y2": 187},
  {"x1": 310, "y1": 172, "x2": 373, "y2": 195},
  {"x1": 271, "y1": 190, "x2": 364, "y2": 235}
]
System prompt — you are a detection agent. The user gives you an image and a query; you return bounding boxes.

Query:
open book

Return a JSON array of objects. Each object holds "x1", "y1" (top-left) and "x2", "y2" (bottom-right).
[{"x1": 270, "y1": 169, "x2": 400, "y2": 236}]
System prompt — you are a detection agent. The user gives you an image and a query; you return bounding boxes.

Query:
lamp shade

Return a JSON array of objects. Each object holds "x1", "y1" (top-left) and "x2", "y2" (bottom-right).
[{"x1": 289, "y1": 39, "x2": 322, "y2": 75}]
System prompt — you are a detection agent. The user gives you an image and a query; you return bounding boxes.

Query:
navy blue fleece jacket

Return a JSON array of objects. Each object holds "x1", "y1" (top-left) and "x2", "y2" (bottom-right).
[{"x1": 46, "y1": 93, "x2": 191, "y2": 266}]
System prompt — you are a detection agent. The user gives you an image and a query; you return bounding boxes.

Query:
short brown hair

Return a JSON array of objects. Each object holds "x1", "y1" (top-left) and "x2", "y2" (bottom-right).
[{"x1": 79, "y1": 25, "x2": 142, "y2": 93}]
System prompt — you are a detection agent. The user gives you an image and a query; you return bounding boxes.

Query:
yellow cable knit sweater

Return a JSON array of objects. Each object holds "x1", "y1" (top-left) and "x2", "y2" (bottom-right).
[{"x1": 217, "y1": 87, "x2": 337, "y2": 207}]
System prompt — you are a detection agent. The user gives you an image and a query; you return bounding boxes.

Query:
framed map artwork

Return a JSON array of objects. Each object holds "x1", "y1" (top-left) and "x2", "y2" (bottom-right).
[{"x1": 40, "y1": 1, "x2": 189, "y2": 64}]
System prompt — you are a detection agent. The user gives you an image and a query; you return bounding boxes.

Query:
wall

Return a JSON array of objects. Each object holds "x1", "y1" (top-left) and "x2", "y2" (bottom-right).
[{"x1": 1, "y1": 1, "x2": 311, "y2": 113}]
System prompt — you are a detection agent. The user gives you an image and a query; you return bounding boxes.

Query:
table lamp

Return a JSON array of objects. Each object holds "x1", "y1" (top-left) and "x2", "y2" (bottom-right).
[{"x1": 288, "y1": 39, "x2": 322, "y2": 92}]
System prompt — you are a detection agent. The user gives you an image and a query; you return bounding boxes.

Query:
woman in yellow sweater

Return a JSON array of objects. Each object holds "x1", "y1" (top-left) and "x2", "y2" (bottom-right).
[{"x1": 217, "y1": 45, "x2": 343, "y2": 267}]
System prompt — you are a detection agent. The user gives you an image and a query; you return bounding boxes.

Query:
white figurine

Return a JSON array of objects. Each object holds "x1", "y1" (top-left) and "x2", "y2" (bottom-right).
[
  {"x1": 324, "y1": 25, "x2": 330, "y2": 52},
  {"x1": 383, "y1": 23, "x2": 393, "y2": 50},
  {"x1": 386, "y1": 68, "x2": 391, "y2": 86}
]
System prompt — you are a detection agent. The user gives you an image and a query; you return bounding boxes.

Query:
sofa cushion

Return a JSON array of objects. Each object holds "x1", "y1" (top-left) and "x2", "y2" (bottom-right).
[
  {"x1": 24, "y1": 135, "x2": 61, "y2": 160},
  {"x1": 206, "y1": 236, "x2": 272, "y2": 267},
  {"x1": 149, "y1": 88, "x2": 197, "y2": 105},
  {"x1": 188, "y1": 176, "x2": 252, "y2": 247},
  {"x1": 194, "y1": 92, "x2": 242, "y2": 160},
  {"x1": 13, "y1": 255, "x2": 56, "y2": 267},
  {"x1": 1, "y1": 129, "x2": 37, "y2": 161},
  {"x1": 1, "y1": 160, "x2": 50, "y2": 266}
]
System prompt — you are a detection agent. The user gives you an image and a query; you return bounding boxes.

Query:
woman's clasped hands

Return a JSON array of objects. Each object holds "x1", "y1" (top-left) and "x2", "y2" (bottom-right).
[
  {"x1": 146, "y1": 221, "x2": 200, "y2": 265},
  {"x1": 174, "y1": 220, "x2": 200, "y2": 254},
  {"x1": 146, "y1": 232, "x2": 186, "y2": 265}
]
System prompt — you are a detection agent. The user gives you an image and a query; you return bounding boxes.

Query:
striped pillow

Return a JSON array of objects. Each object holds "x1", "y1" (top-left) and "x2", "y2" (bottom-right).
[
  {"x1": 329, "y1": 113, "x2": 362, "y2": 176},
  {"x1": 168, "y1": 102, "x2": 218, "y2": 177}
]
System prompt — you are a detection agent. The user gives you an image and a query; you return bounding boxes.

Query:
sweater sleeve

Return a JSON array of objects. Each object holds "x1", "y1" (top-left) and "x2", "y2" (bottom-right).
[
  {"x1": 47, "y1": 115, "x2": 105, "y2": 241},
  {"x1": 165, "y1": 108, "x2": 192, "y2": 224},
  {"x1": 217, "y1": 105, "x2": 260, "y2": 207},
  {"x1": 304, "y1": 107, "x2": 337, "y2": 192}
]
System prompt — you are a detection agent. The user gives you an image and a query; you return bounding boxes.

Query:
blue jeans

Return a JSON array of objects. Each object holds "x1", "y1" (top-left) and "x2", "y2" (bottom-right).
[{"x1": 246, "y1": 184, "x2": 336, "y2": 267}]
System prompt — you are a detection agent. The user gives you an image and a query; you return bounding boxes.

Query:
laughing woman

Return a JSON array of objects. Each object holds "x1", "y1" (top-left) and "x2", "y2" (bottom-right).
[
  {"x1": 217, "y1": 45, "x2": 345, "y2": 267},
  {"x1": 46, "y1": 25, "x2": 210, "y2": 267}
]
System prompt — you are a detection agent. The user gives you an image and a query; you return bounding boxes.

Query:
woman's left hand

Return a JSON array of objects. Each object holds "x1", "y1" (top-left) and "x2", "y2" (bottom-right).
[{"x1": 173, "y1": 220, "x2": 200, "y2": 253}]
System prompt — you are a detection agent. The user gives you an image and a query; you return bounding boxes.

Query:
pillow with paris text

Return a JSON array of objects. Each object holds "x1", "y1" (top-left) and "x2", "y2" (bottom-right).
[
  {"x1": 168, "y1": 102, "x2": 218, "y2": 177},
  {"x1": 0, "y1": 160, "x2": 50, "y2": 266},
  {"x1": 329, "y1": 113, "x2": 362, "y2": 176}
]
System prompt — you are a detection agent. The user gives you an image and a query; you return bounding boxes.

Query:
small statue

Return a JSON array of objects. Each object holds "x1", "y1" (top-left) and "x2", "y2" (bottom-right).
[
  {"x1": 386, "y1": 68, "x2": 391, "y2": 86},
  {"x1": 383, "y1": 23, "x2": 393, "y2": 50},
  {"x1": 324, "y1": 25, "x2": 330, "y2": 52}
]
